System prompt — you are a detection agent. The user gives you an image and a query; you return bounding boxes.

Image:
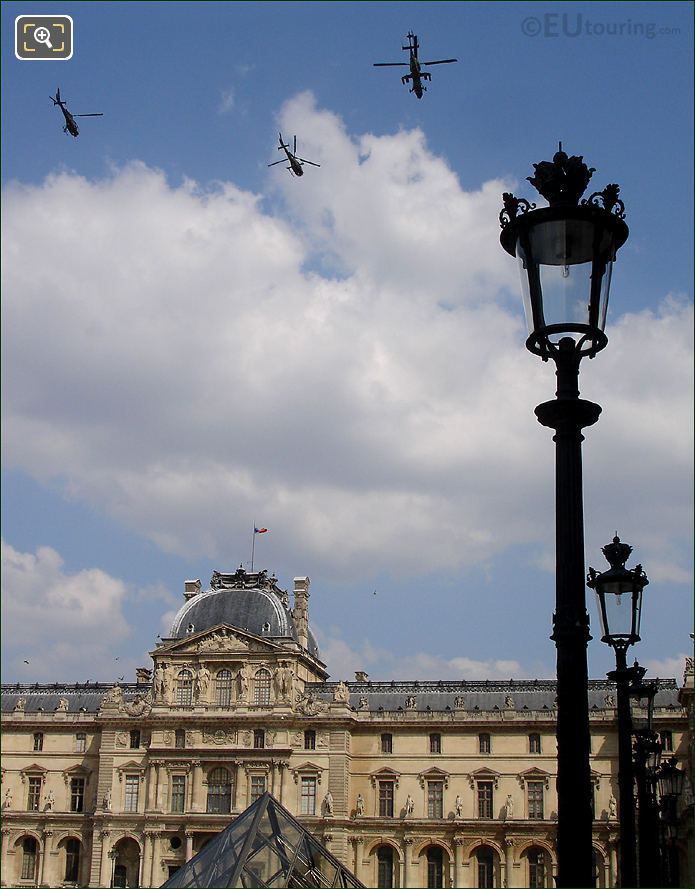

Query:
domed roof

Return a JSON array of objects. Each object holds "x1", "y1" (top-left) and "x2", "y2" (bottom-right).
[{"x1": 168, "y1": 568, "x2": 320, "y2": 660}]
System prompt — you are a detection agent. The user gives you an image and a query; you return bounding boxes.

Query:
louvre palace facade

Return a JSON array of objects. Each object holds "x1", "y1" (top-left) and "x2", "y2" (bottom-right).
[{"x1": 1, "y1": 567, "x2": 691, "y2": 888}]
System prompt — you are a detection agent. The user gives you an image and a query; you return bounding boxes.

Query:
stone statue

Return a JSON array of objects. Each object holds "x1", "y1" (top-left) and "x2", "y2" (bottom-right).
[
  {"x1": 280, "y1": 664, "x2": 294, "y2": 701},
  {"x1": 14, "y1": 698, "x2": 26, "y2": 712},
  {"x1": 2, "y1": 788, "x2": 12, "y2": 810},
  {"x1": 237, "y1": 665, "x2": 251, "y2": 702},
  {"x1": 609, "y1": 796, "x2": 617, "y2": 819},
  {"x1": 455, "y1": 795, "x2": 463, "y2": 818},
  {"x1": 405, "y1": 794, "x2": 415, "y2": 815},
  {"x1": 333, "y1": 681, "x2": 350, "y2": 704},
  {"x1": 454, "y1": 696, "x2": 466, "y2": 709},
  {"x1": 604, "y1": 693, "x2": 616, "y2": 707},
  {"x1": 323, "y1": 791, "x2": 334, "y2": 816},
  {"x1": 195, "y1": 665, "x2": 211, "y2": 702},
  {"x1": 405, "y1": 696, "x2": 416, "y2": 710},
  {"x1": 505, "y1": 695, "x2": 514, "y2": 709},
  {"x1": 358, "y1": 696, "x2": 369, "y2": 711},
  {"x1": 103, "y1": 789, "x2": 112, "y2": 811},
  {"x1": 102, "y1": 684, "x2": 124, "y2": 706},
  {"x1": 295, "y1": 692, "x2": 327, "y2": 717},
  {"x1": 45, "y1": 789, "x2": 55, "y2": 811},
  {"x1": 686, "y1": 656, "x2": 694, "y2": 673},
  {"x1": 123, "y1": 691, "x2": 152, "y2": 717},
  {"x1": 505, "y1": 794, "x2": 514, "y2": 819},
  {"x1": 154, "y1": 664, "x2": 166, "y2": 700},
  {"x1": 356, "y1": 794, "x2": 364, "y2": 816},
  {"x1": 56, "y1": 698, "x2": 69, "y2": 712}
]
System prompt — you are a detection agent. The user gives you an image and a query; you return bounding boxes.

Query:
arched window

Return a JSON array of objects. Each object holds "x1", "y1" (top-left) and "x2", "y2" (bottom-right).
[
  {"x1": 21, "y1": 837, "x2": 38, "y2": 881},
  {"x1": 527, "y1": 847, "x2": 547, "y2": 888},
  {"x1": 376, "y1": 845, "x2": 394, "y2": 889},
  {"x1": 254, "y1": 669, "x2": 271, "y2": 705},
  {"x1": 176, "y1": 670, "x2": 193, "y2": 706},
  {"x1": 477, "y1": 847, "x2": 495, "y2": 888},
  {"x1": 216, "y1": 669, "x2": 233, "y2": 707},
  {"x1": 65, "y1": 838, "x2": 81, "y2": 882},
  {"x1": 206, "y1": 767, "x2": 232, "y2": 814},
  {"x1": 427, "y1": 846, "x2": 444, "y2": 888}
]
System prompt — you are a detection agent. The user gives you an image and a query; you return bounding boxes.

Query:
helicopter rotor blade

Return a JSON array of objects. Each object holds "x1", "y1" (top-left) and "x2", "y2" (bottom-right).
[
  {"x1": 293, "y1": 135, "x2": 297, "y2": 154},
  {"x1": 421, "y1": 59, "x2": 458, "y2": 66},
  {"x1": 268, "y1": 160, "x2": 286, "y2": 167},
  {"x1": 75, "y1": 113, "x2": 104, "y2": 117},
  {"x1": 296, "y1": 158, "x2": 320, "y2": 168},
  {"x1": 373, "y1": 62, "x2": 409, "y2": 67}
]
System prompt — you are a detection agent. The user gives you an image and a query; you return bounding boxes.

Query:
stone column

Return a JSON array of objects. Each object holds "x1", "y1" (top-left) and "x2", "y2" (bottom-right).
[
  {"x1": 138, "y1": 833, "x2": 150, "y2": 887},
  {"x1": 504, "y1": 838, "x2": 515, "y2": 888},
  {"x1": 402, "y1": 837, "x2": 413, "y2": 888},
  {"x1": 149, "y1": 832, "x2": 160, "y2": 887},
  {"x1": 1, "y1": 828, "x2": 10, "y2": 888},
  {"x1": 349, "y1": 837, "x2": 364, "y2": 884},
  {"x1": 453, "y1": 836, "x2": 465, "y2": 888},
  {"x1": 608, "y1": 840, "x2": 618, "y2": 888},
  {"x1": 146, "y1": 762, "x2": 158, "y2": 810},
  {"x1": 98, "y1": 831, "x2": 111, "y2": 887},
  {"x1": 191, "y1": 760, "x2": 203, "y2": 813},
  {"x1": 185, "y1": 832, "x2": 194, "y2": 862},
  {"x1": 155, "y1": 763, "x2": 165, "y2": 812},
  {"x1": 39, "y1": 831, "x2": 53, "y2": 887}
]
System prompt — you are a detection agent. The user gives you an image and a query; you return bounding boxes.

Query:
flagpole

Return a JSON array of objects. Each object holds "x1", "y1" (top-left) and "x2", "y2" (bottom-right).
[{"x1": 251, "y1": 522, "x2": 256, "y2": 572}]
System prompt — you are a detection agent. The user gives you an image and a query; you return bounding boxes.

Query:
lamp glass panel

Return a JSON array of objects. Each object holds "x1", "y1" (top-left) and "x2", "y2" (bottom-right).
[{"x1": 599, "y1": 588, "x2": 636, "y2": 639}]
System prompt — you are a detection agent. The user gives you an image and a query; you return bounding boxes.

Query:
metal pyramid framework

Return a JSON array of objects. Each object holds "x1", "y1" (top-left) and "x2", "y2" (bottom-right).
[{"x1": 161, "y1": 792, "x2": 365, "y2": 888}]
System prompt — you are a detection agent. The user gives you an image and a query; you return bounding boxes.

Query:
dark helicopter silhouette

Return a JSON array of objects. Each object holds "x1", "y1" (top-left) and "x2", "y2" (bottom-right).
[
  {"x1": 373, "y1": 32, "x2": 457, "y2": 98},
  {"x1": 267, "y1": 133, "x2": 320, "y2": 177},
  {"x1": 50, "y1": 88, "x2": 103, "y2": 137}
]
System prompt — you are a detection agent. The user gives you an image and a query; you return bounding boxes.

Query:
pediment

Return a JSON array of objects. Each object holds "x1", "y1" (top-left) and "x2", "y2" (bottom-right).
[
  {"x1": 370, "y1": 766, "x2": 401, "y2": 787},
  {"x1": 418, "y1": 766, "x2": 450, "y2": 788},
  {"x1": 154, "y1": 624, "x2": 285, "y2": 657},
  {"x1": 468, "y1": 767, "x2": 500, "y2": 789},
  {"x1": 518, "y1": 767, "x2": 551, "y2": 789}
]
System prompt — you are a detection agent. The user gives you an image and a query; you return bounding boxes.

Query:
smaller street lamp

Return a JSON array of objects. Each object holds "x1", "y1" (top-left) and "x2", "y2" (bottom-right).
[
  {"x1": 630, "y1": 676, "x2": 662, "y2": 886},
  {"x1": 588, "y1": 535, "x2": 649, "y2": 888},
  {"x1": 657, "y1": 757, "x2": 686, "y2": 886}
]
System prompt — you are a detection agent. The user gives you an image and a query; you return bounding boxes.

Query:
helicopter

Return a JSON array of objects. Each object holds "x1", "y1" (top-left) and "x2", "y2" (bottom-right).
[
  {"x1": 373, "y1": 32, "x2": 457, "y2": 98},
  {"x1": 50, "y1": 88, "x2": 103, "y2": 137},
  {"x1": 267, "y1": 133, "x2": 320, "y2": 177}
]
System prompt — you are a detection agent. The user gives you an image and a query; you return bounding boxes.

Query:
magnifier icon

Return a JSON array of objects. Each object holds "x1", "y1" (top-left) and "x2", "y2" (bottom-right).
[{"x1": 33, "y1": 26, "x2": 53, "y2": 48}]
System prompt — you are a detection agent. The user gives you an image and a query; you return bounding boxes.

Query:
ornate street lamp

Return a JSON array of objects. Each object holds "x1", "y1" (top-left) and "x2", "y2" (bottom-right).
[
  {"x1": 631, "y1": 676, "x2": 663, "y2": 886},
  {"x1": 500, "y1": 147, "x2": 629, "y2": 889},
  {"x1": 658, "y1": 757, "x2": 686, "y2": 887},
  {"x1": 588, "y1": 535, "x2": 649, "y2": 888}
]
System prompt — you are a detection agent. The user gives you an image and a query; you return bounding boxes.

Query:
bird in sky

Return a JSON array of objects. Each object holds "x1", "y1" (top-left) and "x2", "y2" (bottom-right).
[{"x1": 23, "y1": 660, "x2": 30, "y2": 664}]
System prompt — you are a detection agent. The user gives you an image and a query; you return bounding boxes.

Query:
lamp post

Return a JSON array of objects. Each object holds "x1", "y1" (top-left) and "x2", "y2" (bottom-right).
[
  {"x1": 587, "y1": 534, "x2": 649, "y2": 887},
  {"x1": 631, "y1": 676, "x2": 662, "y2": 886},
  {"x1": 500, "y1": 147, "x2": 629, "y2": 888},
  {"x1": 657, "y1": 757, "x2": 686, "y2": 887}
]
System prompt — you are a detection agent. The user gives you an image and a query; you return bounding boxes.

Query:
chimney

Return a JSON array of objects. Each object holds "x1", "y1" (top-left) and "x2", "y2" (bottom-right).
[
  {"x1": 136, "y1": 667, "x2": 152, "y2": 686},
  {"x1": 184, "y1": 579, "x2": 201, "y2": 600},
  {"x1": 293, "y1": 576, "x2": 310, "y2": 650}
]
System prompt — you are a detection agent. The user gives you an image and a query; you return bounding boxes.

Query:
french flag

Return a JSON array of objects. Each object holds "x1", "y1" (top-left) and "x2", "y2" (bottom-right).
[{"x1": 254, "y1": 527, "x2": 268, "y2": 534}]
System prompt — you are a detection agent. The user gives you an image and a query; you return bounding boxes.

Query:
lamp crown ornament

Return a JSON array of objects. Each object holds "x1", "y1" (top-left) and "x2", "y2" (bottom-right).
[
  {"x1": 527, "y1": 142, "x2": 596, "y2": 207},
  {"x1": 601, "y1": 534, "x2": 633, "y2": 569}
]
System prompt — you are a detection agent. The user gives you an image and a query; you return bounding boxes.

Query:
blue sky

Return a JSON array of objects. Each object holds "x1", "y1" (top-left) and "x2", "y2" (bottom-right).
[{"x1": 2, "y1": 1, "x2": 692, "y2": 687}]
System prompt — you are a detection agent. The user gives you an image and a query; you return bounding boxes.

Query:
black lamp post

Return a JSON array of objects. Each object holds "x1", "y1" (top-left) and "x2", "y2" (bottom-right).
[
  {"x1": 500, "y1": 147, "x2": 629, "y2": 889},
  {"x1": 657, "y1": 757, "x2": 686, "y2": 887},
  {"x1": 631, "y1": 676, "x2": 663, "y2": 886},
  {"x1": 587, "y1": 535, "x2": 649, "y2": 888}
]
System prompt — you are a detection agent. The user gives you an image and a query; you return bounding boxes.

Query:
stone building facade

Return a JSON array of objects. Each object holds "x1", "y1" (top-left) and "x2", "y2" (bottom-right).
[{"x1": 1, "y1": 568, "x2": 690, "y2": 888}]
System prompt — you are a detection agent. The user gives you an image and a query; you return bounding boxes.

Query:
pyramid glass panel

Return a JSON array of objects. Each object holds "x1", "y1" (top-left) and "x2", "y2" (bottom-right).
[{"x1": 161, "y1": 792, "x2": 364, "y2": 888}]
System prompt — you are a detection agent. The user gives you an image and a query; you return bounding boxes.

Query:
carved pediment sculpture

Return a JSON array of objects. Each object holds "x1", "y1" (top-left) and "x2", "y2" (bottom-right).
[
  {"x1": 123, "y1": 690, "x2": 153, "y2": 718},
  {"x1": 295, "y1": 691, "x2": 327, "y2": 716},
  {"x1": 101, "y1": 685, "x2": 124, "y2": 707}
]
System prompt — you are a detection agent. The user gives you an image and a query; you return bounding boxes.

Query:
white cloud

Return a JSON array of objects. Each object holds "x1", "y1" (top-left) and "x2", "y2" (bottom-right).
[
  {"x1": 0, "y1": 540, "x2": 134, "y2": 680},
  {"x1": 218, "y1": 88, "x2": 235, "y2": 114},
  {"x1": 1, "y1": 93, "x2": 692, "y2": 599},
  {"x1": 643, "y1": 654, "x2": 689, "y2": 681}
]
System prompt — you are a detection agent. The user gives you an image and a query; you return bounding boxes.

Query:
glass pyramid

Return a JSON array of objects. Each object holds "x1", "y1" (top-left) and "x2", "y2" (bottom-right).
[{"x1": 161, "y1": 792, "x2": 364, "y2": 888}]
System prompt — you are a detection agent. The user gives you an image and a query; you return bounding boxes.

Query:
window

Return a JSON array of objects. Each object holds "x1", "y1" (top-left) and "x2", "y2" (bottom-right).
[
  {"x1": 479, "y1": 733, "x2": 491, "y2": 754},
  {"x1": 477, "y1": 848, "x2": 495, "y2": 888},
  {"x1": 430, "y1": 733, "x2": 442, "y2": 754},
  {"x1": 381, "y1": 733, "x2": 393, "y2": 754},
  {"x1": 70, "y1": 777, "x2": 85, "y2": 812},
  {"x1": 175, "y1": 729, "x2": 186, "y2": 749},
  {"x1": 528, "y1": 781, "x2": 544, "y2": 819},
  {"x1": 27, "y1": 776, "x2": 42, "y2": 811},
  {"x1": 427, "y1": 781, "x2": 443, "y2": 819},
  {"x1": 65, "y1": 838, "x2": 81, "y2": 883},
  {"x1": 301, "y1": 777, "x2": 317, "y2": 815},
  {"x1": 129, "y1": 729, "x2": 141, "y2": 749},
  {"x1": 378, "y1": 781, "x2": 394, "y2": 817},
  {"x1": 254, "y1": 669, "x2": 272, "y2": 705},
  {"x1": 477, "y1": 781, "x2": 493, "y2": 819},
  {"x1": 528, "y1": 848, "x2": 546, "y2": 888},
  {"x1": 75, "y1": 732, "x2": 87, "y2": 753},
  {"x1": 661, "y1": 730, "x2": 673, "y2": 752},
  {"x1": 215, "y1": 669, "x2": 233, "y2": 707},
  {"x1": 124, "y1": 775, "x2": 139, "y2": 813},
  {"x1": 250, "y1": 775, "x2": 266, "y2": 803},
  {"x1": 21, "y1": 837, "x2": 38, "y2": 881},
  {"x1": 253, "y1": 729, "x2": 265, "y2": 749},
  {"x1": 377, "y1": 846, "x2": 394, "y2": 889},
  {"x1": 529, "y1": 733, "x2": 542, "y2": 754},
  {"x1": 176, "y1": 670, "x2": 193, "y2": 706},
  {"x1": 427, "y1": 847, "x2": 444, "y2": 889},
  {"x1": 207, "y1": 767, "x2": 232, "y2": 814},
  {"x1": 304, "y1": 729, "x2": 316, "y2": 750},
  {"x1": 171, "y1": 775, "x2": 186, "y2": 813},
  {"x1": 33, "y1": 732, "x2": 44, "y2": 751}
]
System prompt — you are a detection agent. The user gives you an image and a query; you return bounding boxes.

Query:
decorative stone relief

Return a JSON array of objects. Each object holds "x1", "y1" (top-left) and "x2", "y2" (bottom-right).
[
  {"x1": 123, "y1": 690, "x2": 152, "y2": 717},
  {"x1": 241, "y1": 731, "x2": 252, "y2": 747},
  {"x1": 13, "y1": 699, "x2": 26, "y2": 712},
  {"x1": 203, "y1": 729, "x2": 237, "y2": 746},
  {"x1": 56, "y1": 698, "x2": 69, "y2": 712},
  {"x1": 115, "y1": 732, "x2": 129, "y2": 748},
  {"x1": 405, "y1": 696, "x2": 417, "y2": 710},
  {"x1": 295, "y1": 692, "x2": 327, "y2": 716},
  {"x1": 162, "y1": 731, "x2": 173, "y2": 746}
]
